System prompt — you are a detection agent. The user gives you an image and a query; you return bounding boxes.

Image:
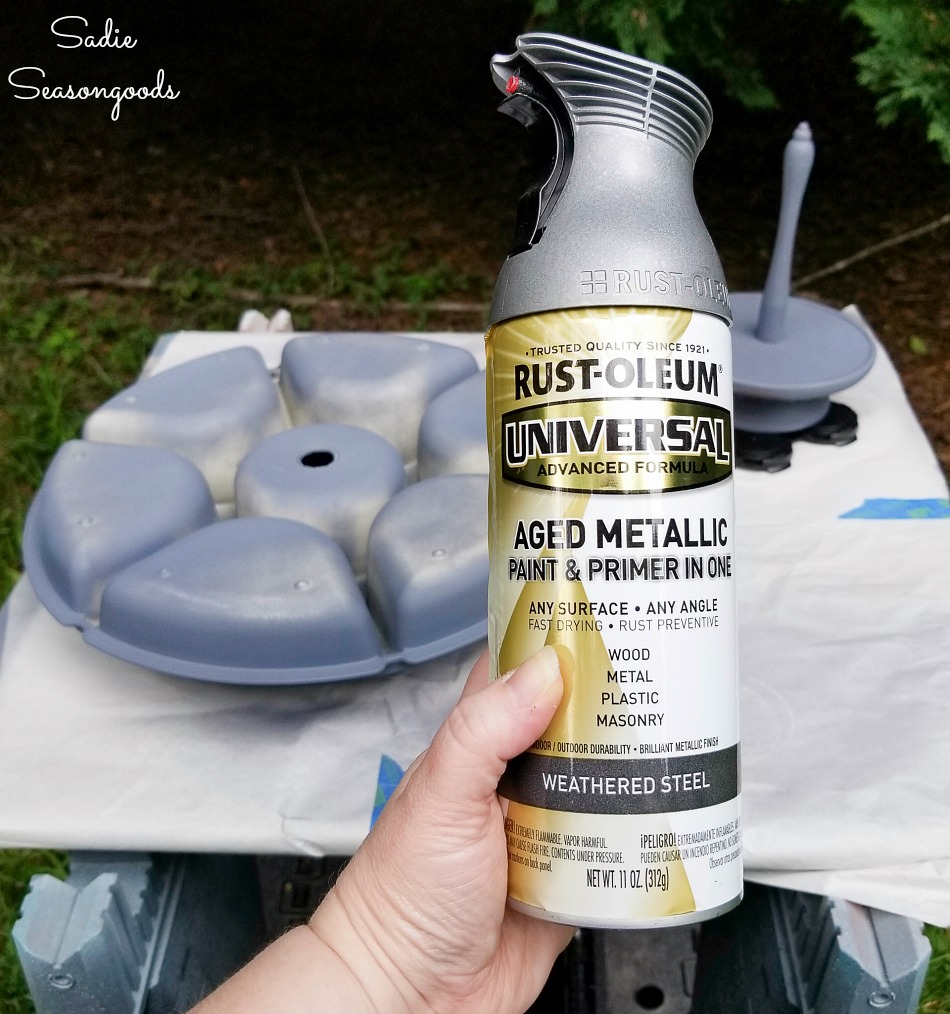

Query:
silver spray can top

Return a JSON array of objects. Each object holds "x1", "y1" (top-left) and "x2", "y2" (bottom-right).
[{"x1": 489, "y1": 33, "x2": 730, "y2": 326}]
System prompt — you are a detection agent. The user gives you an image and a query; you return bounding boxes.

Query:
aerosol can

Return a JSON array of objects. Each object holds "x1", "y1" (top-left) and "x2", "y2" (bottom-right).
[{"x1": 485, "y1": 34, "x2": 741, "y2": 927}]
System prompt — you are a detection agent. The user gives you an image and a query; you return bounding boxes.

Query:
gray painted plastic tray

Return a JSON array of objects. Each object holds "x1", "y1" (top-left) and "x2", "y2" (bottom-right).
[{"x1": 22, "y1": 333, "x2": 490, "y2": 685}]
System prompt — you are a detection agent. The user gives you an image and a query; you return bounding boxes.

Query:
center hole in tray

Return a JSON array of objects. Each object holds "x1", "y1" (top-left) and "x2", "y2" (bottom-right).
[
  {"x1": 634, "y1": 985, "x2": 665, "y2": 1010},
  {"x1": 300, "y1": 451, "x2": 335, "y2": 468}
]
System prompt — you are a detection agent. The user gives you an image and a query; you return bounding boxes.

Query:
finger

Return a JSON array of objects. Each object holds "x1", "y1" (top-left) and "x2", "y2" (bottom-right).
[
  {"x1": 458, "y1": 647, "x2": 489, "y2": 699},
  {"x1": 379, "y1": 646, "x2": 531, "y2": 813},
  {"x1": 382, "y1": 649, "x2": 487, "y2": 810},
  {"x1": 384, "y1": 748, "x2": 427, "y2": 807},
  {"x1": 417, "y1": 645, "x2": 563, "y2": 809}
]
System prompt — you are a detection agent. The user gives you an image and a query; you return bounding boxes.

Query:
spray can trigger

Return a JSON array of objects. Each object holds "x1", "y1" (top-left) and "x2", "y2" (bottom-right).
[{"x1": 492, "y1": 63, "x2": 571, "y2": 252}]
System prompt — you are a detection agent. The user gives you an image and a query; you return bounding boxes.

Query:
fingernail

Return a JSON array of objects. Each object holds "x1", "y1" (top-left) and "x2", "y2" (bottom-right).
[{"x1": 501, "y1": 645, "x2": 562, "y2": 708}]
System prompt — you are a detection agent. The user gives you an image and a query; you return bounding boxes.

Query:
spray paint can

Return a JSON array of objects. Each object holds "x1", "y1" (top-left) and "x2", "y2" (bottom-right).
[{"x1": 485, "y1": 34, "x2": 741, "y2": 927}]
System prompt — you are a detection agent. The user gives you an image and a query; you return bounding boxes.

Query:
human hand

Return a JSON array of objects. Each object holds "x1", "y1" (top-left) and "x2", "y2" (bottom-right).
[{"x1": 192, "y1": 645, "x2": 574, "y2": 1014}]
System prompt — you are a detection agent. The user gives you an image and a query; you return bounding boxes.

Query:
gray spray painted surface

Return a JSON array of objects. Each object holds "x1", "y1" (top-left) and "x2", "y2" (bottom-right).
[
  {"x1": 22, "y1": 335, "x2": 490, "y2": 684},
  {"x1": 692, "y1": 882, "x2": 931, "y2": 1014},
  {"x1": 731, "y1": 124, "x2": 875, "y2": 433},
  {"x1": 13, "y1": 853, "x2": 261, "y2": 1014}
]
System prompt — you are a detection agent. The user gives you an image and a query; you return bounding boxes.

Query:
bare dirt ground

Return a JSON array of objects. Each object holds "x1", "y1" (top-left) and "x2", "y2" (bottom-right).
[{"x1": 1, "y1": 0, "x2": 948, "y2": 475}]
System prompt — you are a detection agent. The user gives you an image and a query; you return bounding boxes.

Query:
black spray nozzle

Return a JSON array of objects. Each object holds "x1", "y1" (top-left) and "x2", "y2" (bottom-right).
[{"x1": 491, "y1": 54, "x2": 573, "y2": 251}]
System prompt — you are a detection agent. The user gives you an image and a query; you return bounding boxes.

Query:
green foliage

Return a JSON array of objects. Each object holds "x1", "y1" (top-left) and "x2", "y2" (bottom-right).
[{"x1": 847, "y1": 0, "x2": 950, "y2": 161}]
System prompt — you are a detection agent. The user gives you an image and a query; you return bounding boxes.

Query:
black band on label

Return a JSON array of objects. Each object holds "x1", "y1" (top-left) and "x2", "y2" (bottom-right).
[{"x1": 499, "y1": 744, "x2": 739, "y2": 815}]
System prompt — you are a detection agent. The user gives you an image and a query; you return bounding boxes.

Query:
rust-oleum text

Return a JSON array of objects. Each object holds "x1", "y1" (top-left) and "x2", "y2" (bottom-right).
[{"x1": 514, "y1": 356, "x2": 720, "y2": 401}]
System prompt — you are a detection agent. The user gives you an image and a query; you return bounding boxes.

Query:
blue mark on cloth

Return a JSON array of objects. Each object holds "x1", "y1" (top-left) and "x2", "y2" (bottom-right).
[
  {"x1": 840, "y1": 498, "x2": 950, "y2": 519},
  {"x1": 371, "y1": 754, "x2": 406, "y2": 829}
]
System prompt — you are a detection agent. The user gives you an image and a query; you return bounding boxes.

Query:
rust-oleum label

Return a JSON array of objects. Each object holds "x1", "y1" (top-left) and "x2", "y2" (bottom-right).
[
  {"x1": 486, "y1": 306, "x2": 741, "y2": 928},
  {"x1": 501, "y1": 397, "x2": 733, "y2": 492}
]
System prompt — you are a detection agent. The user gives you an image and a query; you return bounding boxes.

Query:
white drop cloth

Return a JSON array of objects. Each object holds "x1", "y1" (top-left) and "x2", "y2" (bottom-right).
[{"x1": 0, "y1": 316, "x2": 947, "y2": 924}]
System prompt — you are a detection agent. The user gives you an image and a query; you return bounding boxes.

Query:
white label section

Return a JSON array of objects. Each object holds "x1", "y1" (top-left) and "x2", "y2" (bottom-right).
[{"x1": 504, "y1": 798, "x2": 742, "y2": 924}]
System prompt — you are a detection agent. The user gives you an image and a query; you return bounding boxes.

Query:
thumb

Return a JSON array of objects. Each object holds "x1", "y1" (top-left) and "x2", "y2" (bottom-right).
[{"x1": 418, "y1": 645, "x2": 564, "y2": 811}]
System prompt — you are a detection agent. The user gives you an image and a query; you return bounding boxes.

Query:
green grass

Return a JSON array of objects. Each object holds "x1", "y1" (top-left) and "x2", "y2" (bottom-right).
[
  {"x1": 923, "y1": 925, "x2": 950, "y2": 1012},
  {"x1": 0, "y1": 285, "x2": 181, "y2": 602},
  {"x1": 0, "y1": 251, "x2": 946, "y2": 1012}
]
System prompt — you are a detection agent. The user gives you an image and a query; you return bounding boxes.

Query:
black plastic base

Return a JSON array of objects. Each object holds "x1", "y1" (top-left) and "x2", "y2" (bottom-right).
[{"x1": 736, "y1": 402, "x2": 858, "y2": 473}]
